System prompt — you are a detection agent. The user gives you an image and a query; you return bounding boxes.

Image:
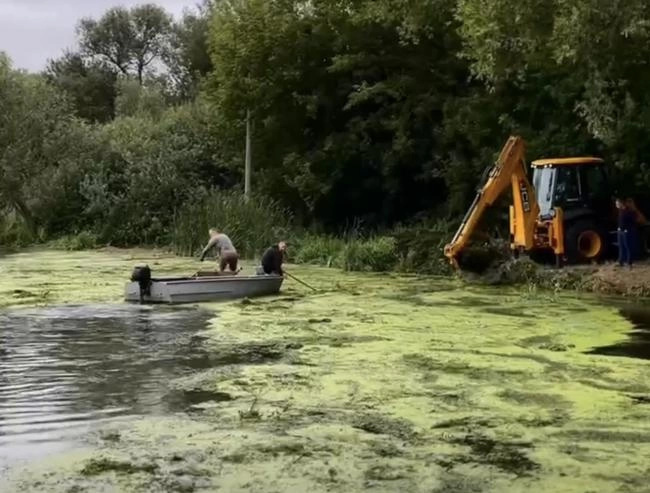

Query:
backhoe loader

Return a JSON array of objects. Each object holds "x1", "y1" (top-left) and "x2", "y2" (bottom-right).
[{"x1": 444, "y1": 136, "x2": 649, "y2": 268}]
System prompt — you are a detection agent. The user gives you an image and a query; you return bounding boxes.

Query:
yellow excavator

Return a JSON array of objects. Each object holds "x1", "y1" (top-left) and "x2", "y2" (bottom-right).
[{"x1": 444, "y1": 136, "x2": 648, "y2": 268}]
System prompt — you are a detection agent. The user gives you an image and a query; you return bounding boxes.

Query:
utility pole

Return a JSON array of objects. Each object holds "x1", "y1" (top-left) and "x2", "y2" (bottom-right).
[{"x1": 244, "y1": 109, "x2": 252, "y2": 201}]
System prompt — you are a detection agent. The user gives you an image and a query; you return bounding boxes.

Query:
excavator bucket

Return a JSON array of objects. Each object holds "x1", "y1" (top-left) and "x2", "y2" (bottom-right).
[{"x1": 448, "y1": 241, "x2": 506, "y2": 274}]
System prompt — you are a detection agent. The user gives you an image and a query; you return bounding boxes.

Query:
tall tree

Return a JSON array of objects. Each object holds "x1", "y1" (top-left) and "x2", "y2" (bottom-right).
[
  {"x1": 167, "y1": 0, "x2": 215, "y2": 98},
  {"x1": 0, "y1": 54, "x2": 89, "y2": 237},
  {"x1": 208, "y1": 0, "x2": 468, "y2": 226},
  {"x1": 45, "y1": 51, "x2": 117, "y2": 123},
  {"x1": 78, "y1": 7, "x2": 132, "y2": 76},
  {"x1": 114, "y1": 79, "x2": 167, "y2": 119},
  {"x1": 78, "y1": 4, "x2": 173, "y2": 84},
  {"x1": 458, "y1": 0, "x2": 650, "y2": 181}
]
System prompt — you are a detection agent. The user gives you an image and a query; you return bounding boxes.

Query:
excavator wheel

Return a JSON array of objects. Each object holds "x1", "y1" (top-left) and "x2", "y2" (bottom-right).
[{"x1": 564, "y1": 219, "x2": 607, "y2": 264}]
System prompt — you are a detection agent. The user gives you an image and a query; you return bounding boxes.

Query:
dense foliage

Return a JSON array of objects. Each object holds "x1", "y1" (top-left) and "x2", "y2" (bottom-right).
[
  {"x1": 2, "y1": 0, "x2": 650, "y2": 268},
  {"x1": 172, "y1": 191, "x2": 292, "y2": 258}
]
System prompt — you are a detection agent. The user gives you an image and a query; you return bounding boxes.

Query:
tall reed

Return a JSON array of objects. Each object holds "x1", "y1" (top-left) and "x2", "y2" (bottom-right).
[{"x1": 172, "y1": 191, "x2": 293, "y2": 259}]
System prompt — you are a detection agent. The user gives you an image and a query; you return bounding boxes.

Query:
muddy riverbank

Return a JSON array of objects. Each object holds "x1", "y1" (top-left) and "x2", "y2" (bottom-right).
[
  {"x1": 2, "y1": 248, "x2": 650, "y2": 492},
  {"x1": 470, "y1": 256, "x2": 650, "y2": 298}
]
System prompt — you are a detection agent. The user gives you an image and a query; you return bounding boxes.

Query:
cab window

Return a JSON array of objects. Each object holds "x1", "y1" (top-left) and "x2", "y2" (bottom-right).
[
  {"x1": 554, "y1": 167, "x2": 581, "y2": 203},
  {"x1": 581, "y1": 165, "x2": 607, "y2": 198},
  {"x1": 532, "y1": 167, "x2": 555, "y2": 215}
]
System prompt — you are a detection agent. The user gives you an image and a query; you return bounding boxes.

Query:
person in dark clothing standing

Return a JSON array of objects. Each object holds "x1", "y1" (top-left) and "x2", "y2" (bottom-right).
[
  {"x1": 625, "y1": 198, "x2": 642, "y2": 260},
  {"x1": 616, "y1": 198, "x2": 637, "y2": 267},
  {"x1": 261, "y1": 241, "x2": 287, "y2": 275}
]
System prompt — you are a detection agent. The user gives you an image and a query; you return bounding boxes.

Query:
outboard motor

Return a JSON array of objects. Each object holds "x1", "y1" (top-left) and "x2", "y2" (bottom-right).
[{"x1": 130, "y1": 265, "x2": 152, "y2": 304}]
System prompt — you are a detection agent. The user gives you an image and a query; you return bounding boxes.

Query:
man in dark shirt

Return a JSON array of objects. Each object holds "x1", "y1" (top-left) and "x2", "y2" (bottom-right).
[
  {"x1": 616, "y1": 198, "x2": 637, "y2": 267},
  {"x1": 261, "y1": 241, "x2": 287, "y2": 276}
]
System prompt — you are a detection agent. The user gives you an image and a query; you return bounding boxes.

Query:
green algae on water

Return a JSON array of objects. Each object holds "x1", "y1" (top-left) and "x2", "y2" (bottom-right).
[{"x1": 3, "y1": 248, "x2": 650, "y2": 493}]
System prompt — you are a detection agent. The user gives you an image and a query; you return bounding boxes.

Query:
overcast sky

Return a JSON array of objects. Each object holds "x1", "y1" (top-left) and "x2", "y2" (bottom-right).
[{"x1": 0, "y1": 0, "x2": 196, "y2": 72}]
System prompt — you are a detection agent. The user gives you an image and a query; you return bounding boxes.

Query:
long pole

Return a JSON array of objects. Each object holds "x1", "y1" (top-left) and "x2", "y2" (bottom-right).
[
  {"x1": 284, "y1": 270, "x2": 318, "y2": 292},
  {"x1": 244, "y1": 109, "x2": 252, "y2": 201}
]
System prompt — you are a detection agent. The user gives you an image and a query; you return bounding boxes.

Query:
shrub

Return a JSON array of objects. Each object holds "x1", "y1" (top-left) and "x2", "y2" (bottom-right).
[
  {"x1": 50, "y1": 231, "x2": 99, "y2": 251},
  {"x1": 0, "y1": 218, "x2": 37, "y2": 249},
  {"x1": 292, "y1": 222, "x2": 456, "y2": 274},
  {"x1": 80, "y1": 100, "x2": 233, "y2": 246},
  {"x1": 292, "y1": 235, "x2": 345, "y2": 266},
  {"x1": 392, "y1": 220, "x2": 455, "y2": 275},
  {"x1": 338, "y1": 236, "x2": 398, "y2": 272}
]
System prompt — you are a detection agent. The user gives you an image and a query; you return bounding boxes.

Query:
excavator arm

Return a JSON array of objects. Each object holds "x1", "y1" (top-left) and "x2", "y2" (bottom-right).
[{"x1": 444, "y1": 136, "x2": 540, "y2": 268}]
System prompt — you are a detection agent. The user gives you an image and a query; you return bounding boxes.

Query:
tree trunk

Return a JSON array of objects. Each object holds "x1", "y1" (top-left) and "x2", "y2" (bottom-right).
[{"x1": 11, "y1": 195, "x2": 37, "y2": 238}]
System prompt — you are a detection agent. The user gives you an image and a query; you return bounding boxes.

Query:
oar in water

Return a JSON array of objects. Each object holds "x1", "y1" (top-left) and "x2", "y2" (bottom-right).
[{"x1": 284, "y1": 270, "x2": 318, "y2": 292}]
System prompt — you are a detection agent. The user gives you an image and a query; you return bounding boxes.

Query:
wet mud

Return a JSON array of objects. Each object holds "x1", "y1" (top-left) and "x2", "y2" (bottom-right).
[{"x1": 2, "y1": 248, "x2": 650, "y2": 492}]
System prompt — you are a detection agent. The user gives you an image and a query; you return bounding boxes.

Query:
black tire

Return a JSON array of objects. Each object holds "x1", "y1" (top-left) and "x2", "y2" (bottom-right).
[{"x1": 564, "y1": 219, "x2": 608, "y2": 264}]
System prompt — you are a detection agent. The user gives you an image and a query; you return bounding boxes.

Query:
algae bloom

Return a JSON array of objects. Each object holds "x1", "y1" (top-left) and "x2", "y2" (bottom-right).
[{"x1": 1, "y1": 248, "x2": 650, "y2": 493}]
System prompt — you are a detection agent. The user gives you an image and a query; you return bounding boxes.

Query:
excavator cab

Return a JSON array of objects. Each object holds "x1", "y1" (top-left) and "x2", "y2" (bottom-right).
[
  {"x1": 531, "y1": 158, "x2": 609, "y2": 219},
  {"x1": 530, "y1": 158, "x2": 612, "y2": 263},
  {"x1": 443, "y1": 136, "x2": 641, "y2": 269}
]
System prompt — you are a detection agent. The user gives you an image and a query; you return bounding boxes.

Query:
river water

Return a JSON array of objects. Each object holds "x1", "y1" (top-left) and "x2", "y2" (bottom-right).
[
  {"x1": 1, "y1": 294, "x2": 650, "y2": 489},
  {"x1": 0, "y1": 304, "x2": 213, "y2": 473}
]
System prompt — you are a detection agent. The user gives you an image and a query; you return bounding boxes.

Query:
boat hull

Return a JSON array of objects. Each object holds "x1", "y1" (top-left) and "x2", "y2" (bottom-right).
[{"x1": 124, "y1": 274, "x2": 283, "y2": 304}]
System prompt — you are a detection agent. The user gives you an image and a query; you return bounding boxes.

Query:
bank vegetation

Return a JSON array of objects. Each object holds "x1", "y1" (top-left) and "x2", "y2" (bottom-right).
[{"x1": 2, "y1": 0, "x2": 650, "y2": 279}]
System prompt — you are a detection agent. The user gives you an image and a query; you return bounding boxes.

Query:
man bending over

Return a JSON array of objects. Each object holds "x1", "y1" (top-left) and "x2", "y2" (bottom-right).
[{"x1": 200, "y1": 228, "x2": 239, "y2": 273}]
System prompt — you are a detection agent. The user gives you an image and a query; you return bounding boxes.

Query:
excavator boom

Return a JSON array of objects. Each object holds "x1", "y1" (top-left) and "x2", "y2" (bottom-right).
[{"x1": 444, "y1": 136, "x2": 540, "y2": 267}]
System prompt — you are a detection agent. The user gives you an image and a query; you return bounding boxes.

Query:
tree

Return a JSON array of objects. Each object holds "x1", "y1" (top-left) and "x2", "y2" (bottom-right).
[
  {"x1": 45, "y1": 51, "x2": 117, "y2": 123},
  {"x1": 0, "y1": 54, "x2": 91, "y2": 237},
  {"x1": 457, "y1": 0, "x2": 650, "y2": 183},
  {"x1": 207, "y1": 0, "x2": 469, "y2": 226},
  {"x1": 166, "y1": 0, "x2": 215, "y2": 99},
  {"x1": 78, "y1": 4, "x2": 173, "y2": 84},
  {"x1": 114, "y1": 78, "x2": 167, "y2": 119},
  {"x1": 82, "y1": 98, "x2": 232, "y2": 244}
]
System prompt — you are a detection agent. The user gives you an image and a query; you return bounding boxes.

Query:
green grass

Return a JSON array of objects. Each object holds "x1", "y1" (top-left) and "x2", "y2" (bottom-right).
[
  {"x1": 289, "y1": 219, "x2": 459, "y2": 274},
  {"x1": 338, "y1": 236, "x2": 398, "y2": 272},
  {"x1": 49, "y1": 231, "x2": 99, "y2": 251},
  {"x1": 291, "y1": 235, "x2": 398, "y2": 272},
  {"x1": 292, "y1": 235, "x2": 345, "y2": 267}
]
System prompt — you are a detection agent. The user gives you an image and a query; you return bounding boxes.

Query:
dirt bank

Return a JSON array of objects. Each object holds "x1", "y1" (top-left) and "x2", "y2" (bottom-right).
[
  {"x1": 474, "y1": 258, "x2": 650, "y2": 298},
  {"x1": 570, "y1": 262, "x2": 650, "y2": 297},
  {"x1": 2, "y1": 249, "x2": 650, "y2": 493}
]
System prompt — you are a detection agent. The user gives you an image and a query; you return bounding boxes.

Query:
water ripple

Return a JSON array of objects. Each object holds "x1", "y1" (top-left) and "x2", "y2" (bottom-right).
[{"x1": 0, "y1": 303, "x2": 213, "y2": 468}]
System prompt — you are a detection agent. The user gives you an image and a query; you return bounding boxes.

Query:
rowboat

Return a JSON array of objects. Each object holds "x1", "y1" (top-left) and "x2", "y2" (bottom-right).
[{"x1": 124, "y1": 266, "x2": 283, "y2": 304}]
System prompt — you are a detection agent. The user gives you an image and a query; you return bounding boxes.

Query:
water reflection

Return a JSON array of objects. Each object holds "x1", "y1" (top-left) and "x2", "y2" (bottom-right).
[
  {"x1": 588, "y1": 305, "x2": 650, "y2": 360},
  {"x1": 0, "y1": 304, "x2": 213, "y2": 468}
]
